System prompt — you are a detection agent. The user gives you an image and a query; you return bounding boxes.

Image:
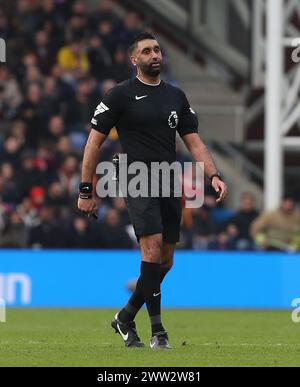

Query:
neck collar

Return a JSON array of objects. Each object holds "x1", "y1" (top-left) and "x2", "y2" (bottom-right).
[{"x1": 136, "y1": 76, "x2": 161, "y2": 87}]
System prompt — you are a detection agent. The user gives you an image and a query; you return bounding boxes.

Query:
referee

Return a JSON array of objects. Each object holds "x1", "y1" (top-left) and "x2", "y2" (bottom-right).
[{"x1": 78, "y1": 32, "x2": 227, "y2": 349}]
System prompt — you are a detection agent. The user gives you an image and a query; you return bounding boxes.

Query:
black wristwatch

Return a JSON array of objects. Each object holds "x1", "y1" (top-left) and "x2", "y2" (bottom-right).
[{"x1": 209, "y1": 172, "x2": 223, "y2": 182}]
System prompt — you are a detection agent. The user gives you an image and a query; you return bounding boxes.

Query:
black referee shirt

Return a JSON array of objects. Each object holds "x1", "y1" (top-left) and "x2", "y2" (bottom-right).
[{"x1": 91, "y1": 77, "x2": 198, "y2": 163}]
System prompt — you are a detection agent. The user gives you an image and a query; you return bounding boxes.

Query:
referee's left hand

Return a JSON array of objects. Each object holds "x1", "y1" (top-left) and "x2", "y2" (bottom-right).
[{"x1": 211, "y1": 177, "x2": 227, "y2": 203}]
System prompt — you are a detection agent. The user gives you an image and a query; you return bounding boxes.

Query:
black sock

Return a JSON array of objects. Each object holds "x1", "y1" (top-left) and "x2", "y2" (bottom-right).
[
  {"x1": 119, "y1": 263, "x2": 171, "y2": 324},
  {"x1": 160, "y1": 266, "x2": 169, "y2": 283},
  {"x1": 118, "y1": 278, "x2": 144, "y2": 323},
  {"x1": 140, "y1": 261, "x2": 164, "y2": 335}
]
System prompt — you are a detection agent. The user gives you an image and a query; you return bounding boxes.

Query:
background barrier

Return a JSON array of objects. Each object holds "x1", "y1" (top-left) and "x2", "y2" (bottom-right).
[{"x1": 0, "y1": 250, "x2": 299, "y2": 308}]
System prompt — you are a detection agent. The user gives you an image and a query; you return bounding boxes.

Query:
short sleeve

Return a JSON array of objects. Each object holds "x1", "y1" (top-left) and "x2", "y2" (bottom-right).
[
  {"x1": 91, "y1": 86, "x2": 123, "y2": 135},
  {"x1": 177, "y1": 92, "x2": 199, "y2": 137}
]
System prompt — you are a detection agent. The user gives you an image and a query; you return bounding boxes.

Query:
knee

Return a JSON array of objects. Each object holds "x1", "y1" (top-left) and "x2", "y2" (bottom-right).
[{"x1": 141, "y1": 235, "x2": 163, "y2": 263}]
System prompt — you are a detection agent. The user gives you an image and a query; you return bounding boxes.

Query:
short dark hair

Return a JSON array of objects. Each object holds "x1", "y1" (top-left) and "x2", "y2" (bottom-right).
[
  {"x1": 129, "y1": 32, "x2": 157, "y2": 54},
  {"x1": 283, "y1": 193, "x2": 296, "y2": 202}
]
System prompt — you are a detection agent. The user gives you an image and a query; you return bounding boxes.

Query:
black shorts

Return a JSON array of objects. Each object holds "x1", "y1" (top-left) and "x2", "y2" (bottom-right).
[{"x1": 124, "y1": 196, "x2": 182, "y2": 243}]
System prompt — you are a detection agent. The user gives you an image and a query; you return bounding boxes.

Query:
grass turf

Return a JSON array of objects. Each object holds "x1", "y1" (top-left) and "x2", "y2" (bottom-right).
[{"x1": 0, "y1": 309, "x2": 299, "y2": 367}]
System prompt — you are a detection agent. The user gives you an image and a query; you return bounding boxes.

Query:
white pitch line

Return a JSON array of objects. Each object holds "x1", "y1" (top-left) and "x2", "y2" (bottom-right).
[{"x1": 199, "y1": 343, "x2": 295, "y2": 347}]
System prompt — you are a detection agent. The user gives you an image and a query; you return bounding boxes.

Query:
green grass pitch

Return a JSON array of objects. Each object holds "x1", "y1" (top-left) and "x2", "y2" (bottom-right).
[{"x1": 0, "y1": 309, "x2": 299, "y2": 367}]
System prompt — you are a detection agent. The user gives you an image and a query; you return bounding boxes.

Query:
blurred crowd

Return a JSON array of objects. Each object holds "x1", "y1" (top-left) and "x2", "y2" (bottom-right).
[
  {"x1": 180, "y1": 193, "x2": 300, "y2": 252},
  {"x1": 0, "y1": 0, "x2": 300, "y2": 251}
]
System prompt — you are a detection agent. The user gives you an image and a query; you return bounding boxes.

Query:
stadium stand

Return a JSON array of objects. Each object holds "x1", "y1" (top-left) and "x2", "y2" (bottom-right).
[{"x1": 0, "y1": 0, "x2": 299, "y2": 251}]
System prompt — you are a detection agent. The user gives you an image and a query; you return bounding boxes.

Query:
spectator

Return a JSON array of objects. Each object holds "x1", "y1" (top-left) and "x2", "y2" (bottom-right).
[
  {"x1": 56, "y1": 136, "x2": 72, "y2": 160},
  {"x1": 0, "y1": 9, "x2": 10, "y2": 40},
  {"x1": 43, "y1": 77, "x2": 64, "y2": 117},
  {"x1": 225, "y1": 224, "x2": 239, "y2": 249},
  {"x1": 97, "y1": 19, "x2": 118, "y2": 55},
  {"x1": 66, "y1": 76, "x2": 97, "y2": 129},
  {"x1": 18, "y1": 82, "x2": 49, "y2": 148},
  {"x1": 28, "y1": 205, "x2": 64, "y2": 248},
  {"x1": 107, "y1": 46, "x2": 133, "y2": 83},
  {"x1": 17, "y1": 197, "x2": 39, "y2": 228},
  {"x1": 65, "y1": 215, "x2": 95, "y2": 248},
  {"x1": 0, "y1": 65, "x2": 23, "y2": 116},
  {"x1": 45, "y1": 115, "x2": 66, "y2": 143},
  {"x1": 33, "y1": 30, "x2": 56, "y2": 74},
  {"x1": 226, "y1": 192, "x2": 259, "y2": 250},
  {"x1": 18, "y1": 150, "x2": 47, "y2": 198},
  {"x1": 87, "y1": 34, "x2": 112, "y2": 81},
  {"x1": 41, "y1": 18, "x2": 64, "y2": 54},
  {"x1": 57, "y1": 38, "x2": 89, "y2": 79},
  {"x1": 49, "y1": 63, "x2": 74, "y2": 107},
  {"x1": 0, "y1": 135, "x2": 24, "y2": 167},
  {"x1": 251, "y1": 195, "x2": 300, "y2": 251},
  {"x1": 0, "y1": 162, "x2": 21, "y2": 204},
  {"x1": 24, "y1": 65, "x2": 43, "y2": 89},
  {"x1": 118, "y1": 12, "x2": 142, "y2": 47},
  {"x1": 71, "y1": 0, "x2": 88, "y2": 16},
  {"x1": 0, "y1": 211, "x2": 28, "y2": 248},
  {"x1": 16, "y1": 52, "x2": 39, "y2": 84},
  {"x1": 57, "y1": 155, "x2": 81, "y2": 199},
  {"x1": 96, "y1": 208, "x2": 133, "y2": 249},
  {"x1": 90, "y1": 0, "x2": 120, "y2": 29},
  {"x1": 189, "y1": 207, "x2": 216, "y2": 250},
  {"x1": 9, "y1": 121, "x2": 27, "y2": 151},
  {"x1": 35, "y1": 0, "x2": 63, "y2": 29},
  {"x1": 65, "y1": 12, "x2": 87, "y2": 42},
  {"x1": 47, "y1": 181, "x2": 69, "y2": 213},
  {"x1": 12, "y1": 0, "x2": 38, "y2": 38},
  {"x1": 208, "y1": 231, "x2": 236, "y2": 251},
  {"x1": 29, "y1": 186, "x2": 46, "y2": 210},
  {"x1": 112, "y1": 197, "x2": 131, "y2": 227}
]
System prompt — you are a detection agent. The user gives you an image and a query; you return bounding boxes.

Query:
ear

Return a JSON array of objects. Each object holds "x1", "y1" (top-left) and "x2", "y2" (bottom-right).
[{"x1": 130, "y1": 55, "x2": 137, "y2": 66}]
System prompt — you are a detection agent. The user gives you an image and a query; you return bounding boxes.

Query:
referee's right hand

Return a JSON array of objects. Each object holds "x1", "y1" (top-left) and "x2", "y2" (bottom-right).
[{"x1": 78, "y1": 196, "x2": 98, "y2": 217}]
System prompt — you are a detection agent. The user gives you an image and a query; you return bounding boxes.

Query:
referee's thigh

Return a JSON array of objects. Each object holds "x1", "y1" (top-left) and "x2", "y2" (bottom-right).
[
  {"x1": 160, "y1": 197, "x2": 182, "y2": 244},
  {"x1": 125, "y1": 196, "x2": 163, "y2": 238}
]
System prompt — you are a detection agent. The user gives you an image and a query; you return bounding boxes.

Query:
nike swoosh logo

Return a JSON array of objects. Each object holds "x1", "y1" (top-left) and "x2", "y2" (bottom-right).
[
  {"x1": 135, "y1": 95, "x2": 148, "y2": 100},
  {"x1": 153, "y1": 292, "x2": 161, "y2": 297},
  {"x1": 117, "y1": 323, "x2": 129, "y2": 341}
]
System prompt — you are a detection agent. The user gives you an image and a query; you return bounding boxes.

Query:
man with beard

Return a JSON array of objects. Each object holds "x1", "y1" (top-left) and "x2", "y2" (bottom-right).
[{"x1": 78, "y1": 32, "x2": 227, "y2": 349}]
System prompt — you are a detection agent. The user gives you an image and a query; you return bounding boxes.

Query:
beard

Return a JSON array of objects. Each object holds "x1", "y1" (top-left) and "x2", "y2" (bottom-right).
[{"x1": 139, "y1": 61, "x2": 162, "y2": 76}]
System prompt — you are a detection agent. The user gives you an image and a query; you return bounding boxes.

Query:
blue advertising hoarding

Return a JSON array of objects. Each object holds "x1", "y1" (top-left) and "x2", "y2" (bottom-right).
[{"x1": 0, "y1": 250, "x2": 299, "y2": 308}]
